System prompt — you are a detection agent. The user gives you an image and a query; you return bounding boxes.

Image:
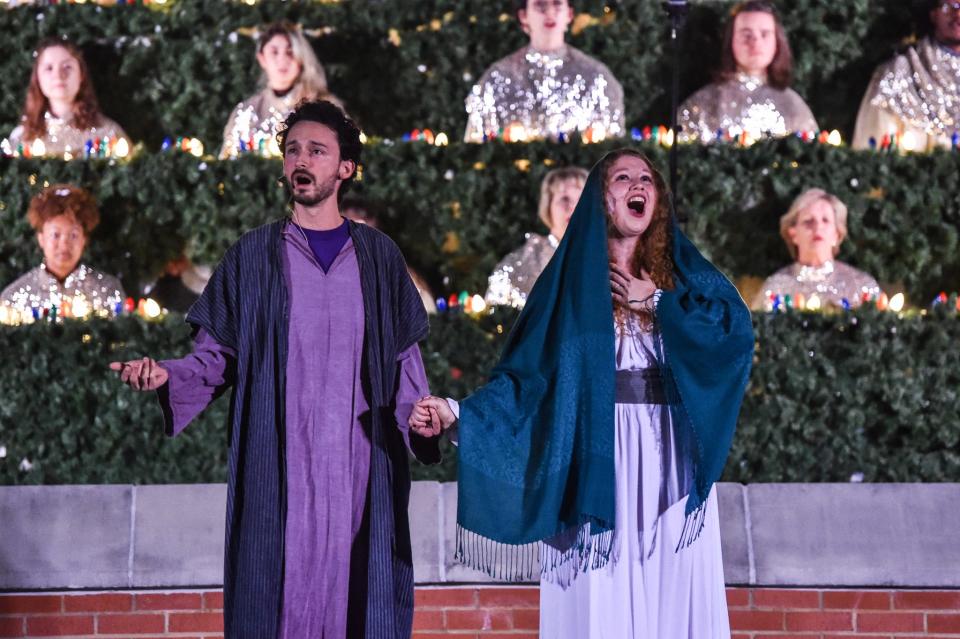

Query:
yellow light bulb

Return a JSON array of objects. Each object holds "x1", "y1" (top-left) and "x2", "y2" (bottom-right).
[
  {"x1": 143, "y1": 298, "x2": 162, "y2": 319},
  {"x1": 662, "y1": 128, "x2": 675, "y2": 148},
  {"x1": 359, "y1": 131, "x2": 368, "y2": 144},
  {"x1": 31, "y1": 138, "x2": 46, "y2": 157},
  {"x1": 589, "y1": 124, "x2": 607, "y2": 143},
  {"x1": 505, "y1": 123, "x2": 527, "y2": 143},
  {"x1": 71, "y1": 295, "x2": 91, "y2": 319},
  {"x1": 900, "y1": 132, "x2": 917, "y2": 152},
  {"x1": 471, "y1": 295, "x2": 487, "y2": 313},
  {"x1": 827, "y1": 130, "x2": 843, "y2": 146},
  {"x1": 113, "y1": 138, "x2": 130, "y2": 158},
  {"x1": 434, "y1": 132, "x2": 449, "y2": 147},
  {"x1": 806, "y1": 294, "x2": 822, "y2": 311},
  {"x1": 188, "y1": 138, "x2": 204, "y2": 157},
  {"x1": 888, "y1": 293, "x2": 905, "y2": 313}
]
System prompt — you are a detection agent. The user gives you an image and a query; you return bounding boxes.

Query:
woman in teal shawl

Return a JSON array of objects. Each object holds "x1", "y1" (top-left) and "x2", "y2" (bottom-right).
[{"x1": 412, "y1": 150, "x2": 753, "y2": 637}]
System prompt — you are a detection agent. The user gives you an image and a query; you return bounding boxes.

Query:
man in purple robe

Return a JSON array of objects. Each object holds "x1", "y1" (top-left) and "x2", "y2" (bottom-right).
[{"x1": 111, "y1": 100, "x2": 444, "y2": 639}]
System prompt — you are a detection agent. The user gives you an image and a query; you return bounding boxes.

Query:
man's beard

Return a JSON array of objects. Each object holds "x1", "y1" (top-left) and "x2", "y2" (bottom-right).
[{"x1": 291, "y1": 172, "x2": 338, "y2": 206}]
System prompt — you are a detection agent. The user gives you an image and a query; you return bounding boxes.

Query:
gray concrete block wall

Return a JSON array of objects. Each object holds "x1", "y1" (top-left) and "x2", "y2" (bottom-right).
[
  {"x1": 747, "y1": 483, "x2": 960, "y2": 588},
  {"x1": 132, "y1": 484, "x2": 226, "y2": 587},
  {"x1": 0, "y1": 485, "x2": 132, "y2": 590},
  {"x1": 0, "y1": 482, "x2": 957, "y2": 590}
]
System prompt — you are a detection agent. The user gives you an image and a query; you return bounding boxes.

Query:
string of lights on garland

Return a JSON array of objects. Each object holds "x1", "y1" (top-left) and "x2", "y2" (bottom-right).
[
  {"x1": 5, "y1": 125, "x2": 955, "y2": 164},
  {"x1": 399, "y1": 126, "x2": 853, "y2": 148},
  {"x1": 764, "y1": 291, "x2": 907, "y2": 313},
  {"x1": 0, "y1": 295, "x2": 165, "y2": 325},
  {"x1": 434, "y1": 290, "x2": 486, "y2": 315},
  {"x1": 763, "y1": 291, "x2": 960, "y2": 315},
  {"x1": 160, "y1": 136, "x2": 204, "y2": 157},
  {"x1": 0, "y1": 0, "x2": 172, "y2": 7},
  {"x1": 868, "y1": 130, "x2": 960, "y2": 152},
  {"x1": 0, "y1": 135, "x2": 131, "y2": 160}
]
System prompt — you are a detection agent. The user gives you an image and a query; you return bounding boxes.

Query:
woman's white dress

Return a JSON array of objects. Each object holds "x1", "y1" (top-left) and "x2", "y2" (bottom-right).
[{"x1": 539, "y1": 316, "x2": 730, "y2": 638}]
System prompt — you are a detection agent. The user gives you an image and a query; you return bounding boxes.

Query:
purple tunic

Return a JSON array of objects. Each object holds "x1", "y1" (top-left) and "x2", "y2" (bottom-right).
[{"x1": 158, "y1": 226, "x2": 431, "y2": 639}]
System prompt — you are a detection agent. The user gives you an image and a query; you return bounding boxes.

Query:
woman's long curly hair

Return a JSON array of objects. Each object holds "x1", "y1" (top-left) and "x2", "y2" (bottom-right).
[
  {"x1": 21, "y1": 39, "x2": 101, "y2": 143},
  {"x1": 601, "y1": 149, "x2": 675, "y2": 327}
]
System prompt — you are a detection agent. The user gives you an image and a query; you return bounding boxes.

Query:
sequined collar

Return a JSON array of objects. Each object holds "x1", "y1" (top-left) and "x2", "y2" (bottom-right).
[
  {"x1": 265, "y1": 87, "x2": 298, "y2": 111},
  {"x1": 735, "y1": 72, "x2": 767, "y2": 92},
  {"x1": 44, "y1": 111, "x2": 75, "y2": 131},
  {"x1": 40, "y1": 261, "x2": 86, "y2": 287},
  {"x1": 794, "y1": 260, "x2": 835, "y2": 283},
  {"x1": 524, "y1": 45, "x2": 569, "y2": 65}
]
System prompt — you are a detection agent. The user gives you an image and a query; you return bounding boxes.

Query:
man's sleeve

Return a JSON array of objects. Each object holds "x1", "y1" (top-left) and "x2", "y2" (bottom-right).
[
  {"x1": 394, "y1": 343, "x2": 441, "y2": 464},
  {"x1": 156, "y1": 329, "x2": 237, "y2": 437}
]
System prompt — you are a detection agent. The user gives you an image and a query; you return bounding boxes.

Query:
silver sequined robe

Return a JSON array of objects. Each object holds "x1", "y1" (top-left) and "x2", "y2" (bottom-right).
[
  {"x1": 678, "y1": 73, "x2": 818, "y2": 143},
  {"x1": 1, "y1": 263, "x2": 125, "y2": 319},
  {"x1": 853, "y1": 37, "x2": 960, "y2": 151},
  {"x1": 5, "y1": 112, "x2": 128, "y2": 157},
  {"x1": 751, "y1": 260, "x2": 880, "y2": 311},
  {"x1": 484, "y1": 233, "x2": 558, "y2": 308},
  {"x1": 464, "y1": 45, "x2": 625, "y2": 142}
]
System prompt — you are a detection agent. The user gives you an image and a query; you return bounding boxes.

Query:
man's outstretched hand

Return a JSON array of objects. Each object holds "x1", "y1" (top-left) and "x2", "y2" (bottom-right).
[{"x1": 109, "y1": 357, "x2": 169, "y2": 391}]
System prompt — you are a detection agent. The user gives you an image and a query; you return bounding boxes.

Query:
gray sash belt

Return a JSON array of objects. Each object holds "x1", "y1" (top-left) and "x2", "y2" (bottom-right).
[{"x1": 615, "y1": 367, "x2": 668, "y2": 405}]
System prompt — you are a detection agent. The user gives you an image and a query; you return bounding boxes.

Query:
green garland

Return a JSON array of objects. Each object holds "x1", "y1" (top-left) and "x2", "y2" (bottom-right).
[
  {"x1": 3, "y1": 140, "x2": 958, "y2": 304},
  {"x1": 0, "y1": 0, "x2": 924, "y2": 147},
  {"x1": 1, "y1": 307, "x2": 957, "y2": 484},
  {"x1": 1, "y1": 0, "x2": 955, "y2": 488}
]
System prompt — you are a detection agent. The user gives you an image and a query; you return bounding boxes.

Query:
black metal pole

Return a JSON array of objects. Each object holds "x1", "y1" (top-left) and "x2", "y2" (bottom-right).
[{"x1": 662, "y1": 0, "x2": 689, "y2": 223}]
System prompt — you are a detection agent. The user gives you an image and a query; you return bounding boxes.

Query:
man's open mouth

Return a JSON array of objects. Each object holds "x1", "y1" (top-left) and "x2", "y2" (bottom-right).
[{"x1": 293, "y1": 172, "x2": 314, "y2": 187}]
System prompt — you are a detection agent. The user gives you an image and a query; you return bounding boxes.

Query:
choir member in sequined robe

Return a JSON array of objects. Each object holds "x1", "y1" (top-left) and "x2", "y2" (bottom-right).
[
  {"x1": 220, "y1": 21, "x2": 341, "y2": 159},
  {"x1": 678, "y1": 1, "x2": 817, "y2": 144},
  {"x1": 753, "y1": 189, "x2": 880, "y2": 311},
  {"x1": 853, "y1": 1, "x2": 960, "y2": 151},
  {"x1": 464, "y1": 0, "x2": 625, "y2": 143},
  {"x1": 1, "y1": 185, "x2": 124, "y2": 320},
  {"x1": 3, "y1": 39, "x2": 129, "y2": 158},
  {"x1": 485, "y1": 166, "x2": 587, "y2": 308}
]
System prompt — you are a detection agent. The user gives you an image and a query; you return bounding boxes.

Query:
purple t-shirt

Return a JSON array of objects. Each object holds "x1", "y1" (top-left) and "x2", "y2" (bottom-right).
[{"x1": 292, "y1": 219, "x2": 350, "y2": 273}]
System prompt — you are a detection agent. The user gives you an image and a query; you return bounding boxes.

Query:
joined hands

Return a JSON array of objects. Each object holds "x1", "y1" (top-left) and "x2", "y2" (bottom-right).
[{"x1": 409, "y1": 396, "x2": 456, "y2": 438}]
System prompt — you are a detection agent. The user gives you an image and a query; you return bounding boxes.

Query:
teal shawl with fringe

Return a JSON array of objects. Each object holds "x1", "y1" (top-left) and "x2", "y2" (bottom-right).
[{"x1": 456, "y1": 153, "x2": 754, "y2": 582}]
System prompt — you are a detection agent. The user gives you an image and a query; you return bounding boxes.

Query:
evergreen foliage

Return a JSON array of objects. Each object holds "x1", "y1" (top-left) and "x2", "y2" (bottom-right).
[
  {"x1": 1, "y1": 308, "x2": 957, "y2": 485},
  {"x1": 3, "y1": 139, "x2": 958, "y2": 303},
  {"x1": 0, "y1": 0, "x2": 955, "y2": 486}
]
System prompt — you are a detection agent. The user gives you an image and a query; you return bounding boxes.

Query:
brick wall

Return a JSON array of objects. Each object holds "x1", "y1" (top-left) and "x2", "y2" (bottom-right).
[{"x1": 1, "y1": 587, "x2": 958, "y2": 638}]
